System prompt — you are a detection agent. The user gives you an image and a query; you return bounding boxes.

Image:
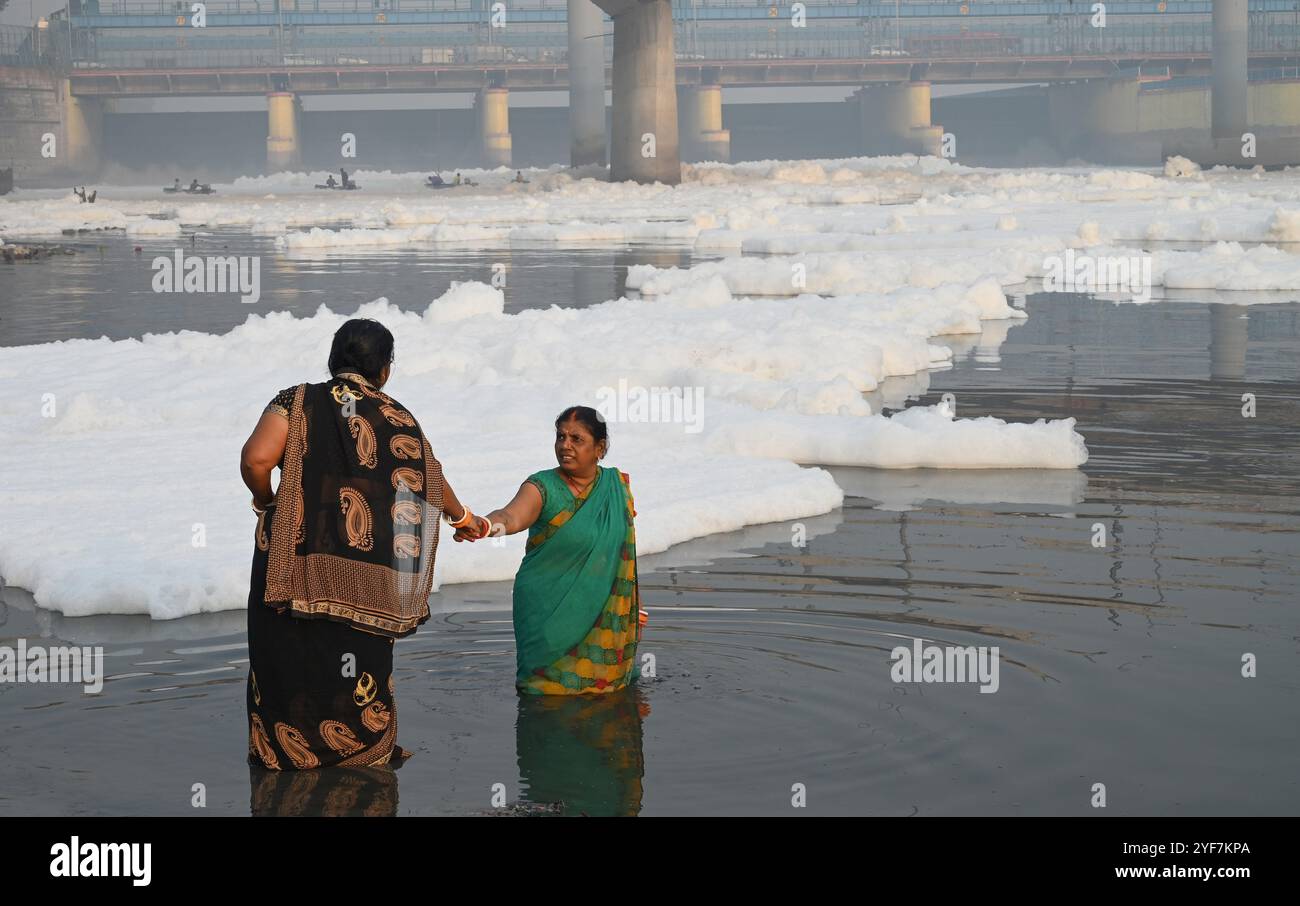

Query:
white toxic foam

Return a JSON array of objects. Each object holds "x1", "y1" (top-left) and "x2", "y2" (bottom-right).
[
  {"x1": 13, "y1": 152, "x2": 1293, "y2": 618},
  {"x1": 0, "y1": 275, "x2": 1081, "y2": 619}
]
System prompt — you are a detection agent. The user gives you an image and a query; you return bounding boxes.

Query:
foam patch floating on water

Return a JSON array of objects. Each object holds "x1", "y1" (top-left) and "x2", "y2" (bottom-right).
[
  {"x1": 6, "y1": 153, "x2": 1295, "y2": 619},
  {"x1": 0, "y1": 276, "x2": 1080, "y2": 619}
]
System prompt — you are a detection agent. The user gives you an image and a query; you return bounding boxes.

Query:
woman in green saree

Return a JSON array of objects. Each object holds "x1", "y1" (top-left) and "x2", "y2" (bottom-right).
[{"x1": 458, "y1": 406, "x2": 645, "y2": 695}]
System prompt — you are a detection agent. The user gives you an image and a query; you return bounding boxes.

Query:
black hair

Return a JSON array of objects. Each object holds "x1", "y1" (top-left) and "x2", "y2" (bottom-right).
[
  {"x1": 328, "y1": 318, "x2": 394, "y2": 384},
  {"x1": 555, "y1": 406, "x2": 609, "y2": 453}
]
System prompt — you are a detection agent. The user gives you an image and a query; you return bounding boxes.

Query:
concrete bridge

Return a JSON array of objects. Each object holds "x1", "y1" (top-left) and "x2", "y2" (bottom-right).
[{"x1": 4, "y1": 0, "x2": 1297, "y2": 180}]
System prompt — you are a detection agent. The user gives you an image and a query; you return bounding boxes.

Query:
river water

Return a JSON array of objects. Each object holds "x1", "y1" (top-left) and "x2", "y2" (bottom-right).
[{"x1": 0, "y1": 233, "x2": 1297, "y2": 815}]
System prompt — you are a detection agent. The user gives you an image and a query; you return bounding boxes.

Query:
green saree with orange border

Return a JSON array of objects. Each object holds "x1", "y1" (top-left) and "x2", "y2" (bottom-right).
[{"x1": 512, "y1": 466, "x2": 643, "y2": 695}]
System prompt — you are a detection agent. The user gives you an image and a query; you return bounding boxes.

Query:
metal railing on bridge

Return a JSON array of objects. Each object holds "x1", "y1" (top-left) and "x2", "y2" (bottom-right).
[
  {"x1": 0, "y1": 23, "x2": 70, "y2": 68},
  {"x1": 64, "y1": 13, "x2": 1300, "y2": 69},
  {"x1": 62, "y1": 0, "x2": 1300, "y2": 18},
  {"x1": 0, "y1": 0, "x2": 1276, "y2": 73}
]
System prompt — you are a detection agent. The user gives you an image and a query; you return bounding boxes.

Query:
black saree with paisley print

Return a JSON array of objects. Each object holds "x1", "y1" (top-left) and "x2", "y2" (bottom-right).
[
  {"x1": 266, "y1": 375, "x2": 444, "y2": 637},
  {"x1": 247, "y1": 373, "x2": 444, "y2": 772}
]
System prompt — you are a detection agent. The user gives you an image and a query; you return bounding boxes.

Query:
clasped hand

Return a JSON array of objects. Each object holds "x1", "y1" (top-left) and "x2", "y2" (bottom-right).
[{"x1": 453, "y1": 514, "x2": 494, "y2": 543}]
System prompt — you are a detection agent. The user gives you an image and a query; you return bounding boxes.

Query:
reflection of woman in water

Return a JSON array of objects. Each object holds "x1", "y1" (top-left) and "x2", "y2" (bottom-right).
[
  {"x1": 250, "y1": 763, "x2": 400, "y2": 816},
  {"x1": 460, "y1": 406, "x2": 645, "y2": 695},
  {"x1": 240, "y1": 318, "x2": 484, "y2": 770},
  {"x1": 515, "y1": 688, "x2": 648, "y2": 816}
]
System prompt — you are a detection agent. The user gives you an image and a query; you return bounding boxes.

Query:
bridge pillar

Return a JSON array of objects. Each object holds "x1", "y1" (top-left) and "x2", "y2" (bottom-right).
[
  {"x1": 568, "y1": 0, "x2": 607, "y2": 167},
  {"x1": 1046, "y1": 78, "x2": 1142, "y2": 161},
  {"x1": 61, "y1": 80, "x2": 105, "y2": 176},
  {"x1": 477, "y1": 87, "x2": 513, "y2": 168},
  {"x1": 266, "y1": 92, "x2": 301, "y2": 171},
  {"x1": 593, "y1": 0, "x2": 680, "y2": 184},
  {"x1": 679, "y1": 84, "x2": 730, "y2": 163},
  {"x1": 1212, "y1": 0, "x2": 1248, "y2": 139},
  {"x1": 857, "y1": 82, "x2": 942, "y2": 157}
]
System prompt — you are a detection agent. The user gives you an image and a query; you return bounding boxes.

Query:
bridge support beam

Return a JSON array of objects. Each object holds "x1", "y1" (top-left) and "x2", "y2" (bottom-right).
[
  {"x1": 1045, "y1": 78, "x2": 1140, "y2": 155},
  {"x1": 567, "y1": 0, "x2": 606, "y2": 167},
  {"x1": 266, "y1": 91, "x2": 301, "y2": 171},
  {"x1": 477, "y1": 87, "x2": 512, "y2": 168},
  {"x1": 856, "y1": 82, "x2": 942, "y2": 157},
  {"x1": 1212, "y1": 0, "x2": 1248, "y2": 140},
  {"x1": 1166, "y1": 2, "x2": 1300, "y2": 172},
  {"x1": 61, "y1": 80, "x2": 105, "y2": 177},
  {"x1": 593, "y1": 0, "x2": 680, "y2": 184},
  {"x1": 1042, "y1": 74, "x2": 1299, "y2": 167},
  {"x1": 679, "y1": 84, "x2": 730, "y2": 163}
]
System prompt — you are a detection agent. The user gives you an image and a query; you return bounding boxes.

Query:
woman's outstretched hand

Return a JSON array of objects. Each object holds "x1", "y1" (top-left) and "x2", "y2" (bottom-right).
[
  {"x1": 453, "y1": 514, "x2": 492, "y2": 543},
  {"x1": 453, "y1": 485, "x2": 539, "y2": 543}
]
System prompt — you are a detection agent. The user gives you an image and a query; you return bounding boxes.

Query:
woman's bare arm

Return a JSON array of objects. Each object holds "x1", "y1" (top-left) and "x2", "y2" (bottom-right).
[
  {"x1": 243, "y1": 405, "x2": 482, "y2": 536},
  {"x1": 240, "y1": 411, "x2": 289, "y2": 507},
  {"x1": 472, "y1": 481, "x2": 544, "y2": 538},
  {"x1": 441, "y1": 476, "x2": 471, "y2": 526}
]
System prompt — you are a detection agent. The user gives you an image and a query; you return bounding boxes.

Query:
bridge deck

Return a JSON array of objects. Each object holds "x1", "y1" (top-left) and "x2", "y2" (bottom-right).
[
  {"x1": 66, "y1": 52, "x2": 1300, "y2": 96},
  {"x1": 62, "y1": 0, "x2": 1300, "y2": 29}
]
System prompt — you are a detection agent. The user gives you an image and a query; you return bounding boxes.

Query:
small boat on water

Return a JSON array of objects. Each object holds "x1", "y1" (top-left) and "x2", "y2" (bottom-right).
[
  {"x1": 163, "y1": 185, "x2": 216, "y2": 195},
  {"x1": 427, "y1": 177, "x2": 477, "y2": 189},
  {"x1": 317, "y1": 170, "x2": 360, "y2": 190}
]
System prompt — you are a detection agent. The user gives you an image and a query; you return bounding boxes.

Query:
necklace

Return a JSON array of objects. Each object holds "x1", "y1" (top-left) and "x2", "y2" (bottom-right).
[{"x1": 561, "y1": 469, "x2": 596, "y2": 496}]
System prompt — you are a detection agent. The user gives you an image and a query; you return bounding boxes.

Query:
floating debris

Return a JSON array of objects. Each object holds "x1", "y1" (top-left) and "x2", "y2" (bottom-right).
[
  {"x1": 480, "y1": 801, "x2": 567, "y2": 817},
  {"x1": 2, "y1": 244, "x2": 77, "y2": 262},
  {"x1": 60, "y1": 227, "x2": 117, "y2": 235}
]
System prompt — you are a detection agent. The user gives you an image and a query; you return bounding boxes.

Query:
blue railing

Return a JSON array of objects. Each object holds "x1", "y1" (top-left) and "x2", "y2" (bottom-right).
[
  {"x1": 68, "y1": 0, "x2": 1300, "y2": 21},
  {"x1": 1142, "y1": 65, "x2": 1300, "y2": 89},
  {"x1": 64, "y1": 1, "x2": 1300, "y2": 28},
  {"x1": 51, "y1": 0, "x2": 1300, "y2": 69}
]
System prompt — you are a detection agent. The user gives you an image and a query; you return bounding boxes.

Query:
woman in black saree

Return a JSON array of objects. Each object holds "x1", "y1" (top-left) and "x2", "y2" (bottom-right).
[{"x1": 240, "y1": 318, "x2": 484, "y2": 771}]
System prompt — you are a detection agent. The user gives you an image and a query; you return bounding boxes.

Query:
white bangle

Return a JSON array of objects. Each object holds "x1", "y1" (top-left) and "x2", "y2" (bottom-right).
[{"x1": 444, "y1": 507, "x2": 474, "y2": 528}]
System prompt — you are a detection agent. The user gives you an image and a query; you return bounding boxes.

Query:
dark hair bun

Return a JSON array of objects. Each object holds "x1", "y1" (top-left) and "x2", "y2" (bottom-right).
[{"x1": 328, "y1": 319, "x2": 394, "y2": 384}]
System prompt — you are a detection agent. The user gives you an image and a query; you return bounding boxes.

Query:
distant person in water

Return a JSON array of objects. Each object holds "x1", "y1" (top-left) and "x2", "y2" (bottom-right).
[
  {"x1": 457, "y1": 406, "x2": 646, "y2": 695},
  {"x1": 173, "y1": 178, "x2": 181, "y2": 191},
  {"x1": 453, "y1": 172, "x2": 462, "y2": 186},
  {"x1": 240, "y1": 318, "x2": 486, "y2": 769},
  {"x1": 325, "y1": 174, "x2": 337, "y2": 188},
  {"x1": 427, "y1": 172, "x2": 444, "y2": 186},
  {"x1": 189, "y1": 179, "x2": 200, "y2": 192},
  {"x1": 514, "y1": 171, "x2": 527, "y2": 184}
]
